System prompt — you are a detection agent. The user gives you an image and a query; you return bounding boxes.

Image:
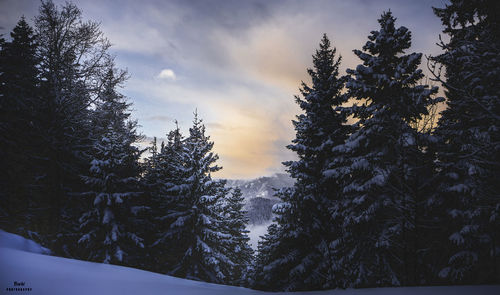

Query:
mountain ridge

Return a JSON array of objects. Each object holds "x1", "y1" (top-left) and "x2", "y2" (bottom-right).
[{"x1": 226, "y1": 173, "x2": 294, "y2": 225}]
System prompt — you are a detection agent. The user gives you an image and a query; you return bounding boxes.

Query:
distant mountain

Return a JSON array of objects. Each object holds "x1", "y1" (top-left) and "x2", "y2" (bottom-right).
[
  {"x1": 227, "y1": 173, "x2": 294, "y2": 225},
  {"x1": 227, "y1": 173, "x2": 294, "y2": 200}
]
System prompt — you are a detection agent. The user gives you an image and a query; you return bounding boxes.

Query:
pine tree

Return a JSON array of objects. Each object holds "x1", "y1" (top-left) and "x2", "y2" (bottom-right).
[
  {"x1": 166, "y1": 112, "x2": 233, "y2": 283},
  {"x1": 147, "y1": 124, "x2": 186, "y2": 273},
  {"x1": 430, "y1": 0, "x2": 500, "y2": 284},
  {"x1": 0, "y1": 17, "x2": 40, "y2": 237},
  {"x1": 255, "y1": 34, "x2": 349, "y2": 291},
  {"x1": 140, "y1": 136, "x2": 161, "y2": 271},
  {"x1": 90, "y1": 68, "x2": 130, "y2": 139},
  {"x1": 251, "y1": 188, "x2": 295, "y2": 291},
  {"x1": 334, "y1": 11, "x2": 439, "y2": 287},
  {"x1": 251, "y1": 223, "x2": 283, "y2": 290},
  {"x1": 137, "y1": 136, "x2": 160, "y2": 271},
  {"x1": 217, "y1": 188, "x2": 253, "y2": 285},
  {"x1": 78, "y1": 68, "x2": 144, "y2": 265}
]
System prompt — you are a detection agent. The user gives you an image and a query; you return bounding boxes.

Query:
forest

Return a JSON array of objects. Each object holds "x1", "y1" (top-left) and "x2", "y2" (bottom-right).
[{"x1": 0, "y1": 0, "x2": 498, "y2": 291}]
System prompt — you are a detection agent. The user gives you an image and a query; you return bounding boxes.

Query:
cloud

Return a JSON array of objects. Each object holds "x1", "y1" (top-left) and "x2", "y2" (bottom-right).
[
  {"x1": 144, "y1": 115, "x2": 173, "y2": 122},
  {"x1": 1, "y1": 0, "x2": 446, "y2": 179},
  {"x1": 0, "y1": 0, "x2": 38, "y2": 34},
  {"x1": 118, "y1": 0, "x2": 442, "y2": 180},
  {"x1": 128, "y1": 72, "x2": 297, "y2": 179},
  {"x1": 206, "y1": 122, "x2": 230, "y2": 131},
  {"x1": 157, "y1": 69, "x2": 176, "y2": 80}
]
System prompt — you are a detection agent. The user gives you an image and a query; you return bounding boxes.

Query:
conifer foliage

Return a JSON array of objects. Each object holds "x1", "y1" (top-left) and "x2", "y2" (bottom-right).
[
  {"x1": 218, "y1": 188, "x2": 254, "y2": 285},
  {"x1": 332, "y1": 11, "x2": 439, "y2": 287},
  {"x1": 34, "y1": 0, "x2": 114, "y2": 254},
  {"x1": 430, "y1": 0, "x2": 500, "y2": 284},
  {"x1": 144, "y1": 125, "x2": 185, "y2": 273},
  {"x1": 165, "y1": 113, "x2": 232, "y2": 283},
  {"x1": 78, "y1": 68, "x2": 144, "y2": 265},
  {"x1": 0, "y1": 17, "x2": 40, "y2": 235},
  {"x1": 0, "y1": 0, "x2": 116, "y2": 254},
  {"x1": 142, "y1": 115, "x2": 252, "y2": 285},
  {"x1": 254, "y1": 34, "x2": 349, "y2": 291},
  {"x1": 251, "y1": 188, "x2": 293, "y2": 290}
]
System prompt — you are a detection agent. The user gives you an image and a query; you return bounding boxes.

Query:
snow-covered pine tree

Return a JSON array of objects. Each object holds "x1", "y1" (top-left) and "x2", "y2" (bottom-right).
[
  {"x1": 78, "y1": 68, "x2": 144, "y2": 265},
  {"x1": 334, "y1": 11, "x2": 439, "y2": 287},
  {"x1": 0, "y1": 17, "x2": 41, "y2": 238},
  {"x1": 217, "y1": 188, "x2": 253, "y2": 286},
  {"x1": 147, "y1": 123, "x2": 187, "y2": 273},
  {"x1": 430, "y1": 0, "x2": 500, "y2": 284},
  {"x1": 166, "y1": 112, "x2": 233, "y2": 284},
  {"x1": 405, "y1": 83, "x2": 445, "y2": 285},
  {"x1": 251, "y1": 224, "x2": 279, "y2": 290},
  {"x1": 90, "y1": 68, "x2": 130, "y2": 139},
  {"x1": 255, "y1": 34, "x2": 349, "y2": 291},
  {"x1": 134, "y1": 136, "x2": 160, "y2": 271},
  {"x1": 251, "y1": 188, "x2": 294, "y2": 291}
]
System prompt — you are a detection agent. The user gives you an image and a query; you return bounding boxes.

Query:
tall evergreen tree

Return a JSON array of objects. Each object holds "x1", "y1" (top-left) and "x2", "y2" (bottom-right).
[
  {"x1": 138, "y1": 136, "x2": 161, "y2": 271},
  {"x1": 0, "y1": 17, "x2": 40, "y2": 237},
  {"x1": 217, "y1": 188, "x2": 253, "y2": 286},
  {"x1": 166, "y1": 113, "x2": 233, "y2": 283},
  {"x1": 146, "y1": 124, "x2": 186, "y2": 273},
  {"x1": 251, "y1": 188, "x2": 294, "y2": 291},
  {"x1": 333, "y1": 11, "x2": 439, "y2": 287},
  {"x1": 430, "y1": 0, "x2": 500, "y2": 284},
  {"x1": 78, "y1": 68, "x2": 144, "y2": 265},
  {"x1": 255, "y1": 34, "x2": 349, "y2": 291}
]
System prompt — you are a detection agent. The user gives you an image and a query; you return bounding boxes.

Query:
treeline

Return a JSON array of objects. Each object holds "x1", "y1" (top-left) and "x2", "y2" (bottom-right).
[
  {"x1": 252, "y1": 1, "x2": 499, "y2": 291},
  {"x1": 0, "y1": 0, "x2": 252, "y2": 286}
]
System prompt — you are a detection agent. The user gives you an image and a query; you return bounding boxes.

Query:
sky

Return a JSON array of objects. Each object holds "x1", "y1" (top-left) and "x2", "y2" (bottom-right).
[{"x1": 0, "y1": 0, "x2": 446, "y2": 179}]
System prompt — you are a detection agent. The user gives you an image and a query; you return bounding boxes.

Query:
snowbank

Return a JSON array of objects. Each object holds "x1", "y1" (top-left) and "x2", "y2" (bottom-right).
[
  {"x1": 0, "y1": 230, "x2": 50, "y2": 254},
  {"x1": 0, "y1": 230, "x2": 498, "y2": 295},
  {"x1": 0, "y1": 247, "x2": 260, "y2": 295}
]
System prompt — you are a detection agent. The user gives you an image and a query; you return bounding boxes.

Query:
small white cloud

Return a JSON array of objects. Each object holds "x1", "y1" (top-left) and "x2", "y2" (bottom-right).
[{"x1": 157, "y1": 69, "x2": 176, "y2": 80}]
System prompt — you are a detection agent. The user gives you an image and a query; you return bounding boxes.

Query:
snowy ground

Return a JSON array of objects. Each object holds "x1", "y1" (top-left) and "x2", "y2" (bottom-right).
[{"x1": 1, "y1": 230, "x2": 499, "y2": 295}]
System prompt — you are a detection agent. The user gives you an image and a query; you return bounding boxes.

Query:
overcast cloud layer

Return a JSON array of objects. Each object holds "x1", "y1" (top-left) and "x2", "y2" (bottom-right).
[{"x1": 0, "y1": 0, "x2": 445, "y2": 179}]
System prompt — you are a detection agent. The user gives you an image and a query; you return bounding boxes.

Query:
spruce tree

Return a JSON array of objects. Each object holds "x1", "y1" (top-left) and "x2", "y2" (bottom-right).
[
  {"x1": 251, "y1": 223, "x2": 282, "y2": 290},
  {"x1": 252, "y1": 188, "x2": 295, "y2": 291},
  {"x1": 139, "y1": 136, "x2": 161, "y2": 271},
  {"x1": 217, "y1": 188, "x2": 253, "y2": 285},
  {"x1": 166, "y1": 112, "x2": 233, "y2": 283},
  {"x1": 431, "y1": 0, "x2": 500, "y2": 284},
  {"x1": 78, "y1": 68, "x2": 144, "y2": 265},
  {"x1": 147, "y1": 124, "x2": 186, "y2": 273},
  {"x1": 0, "y1": 17, "x2": 40, "y2": 237},
  {"x1": 334, "y1": 11, "x2": 439, "y2": 287},
  {"x1": 255, "y1": 34, "x2": 349, "y2": 291}
]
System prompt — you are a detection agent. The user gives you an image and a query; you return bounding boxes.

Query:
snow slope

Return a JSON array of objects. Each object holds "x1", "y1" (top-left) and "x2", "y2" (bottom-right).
[
  {"x1": 1, "y1": 230, "x2": 499, "y2": 295},
  {"x1": 0, "y1": 230, "x2": 50, "y2": 255}
]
